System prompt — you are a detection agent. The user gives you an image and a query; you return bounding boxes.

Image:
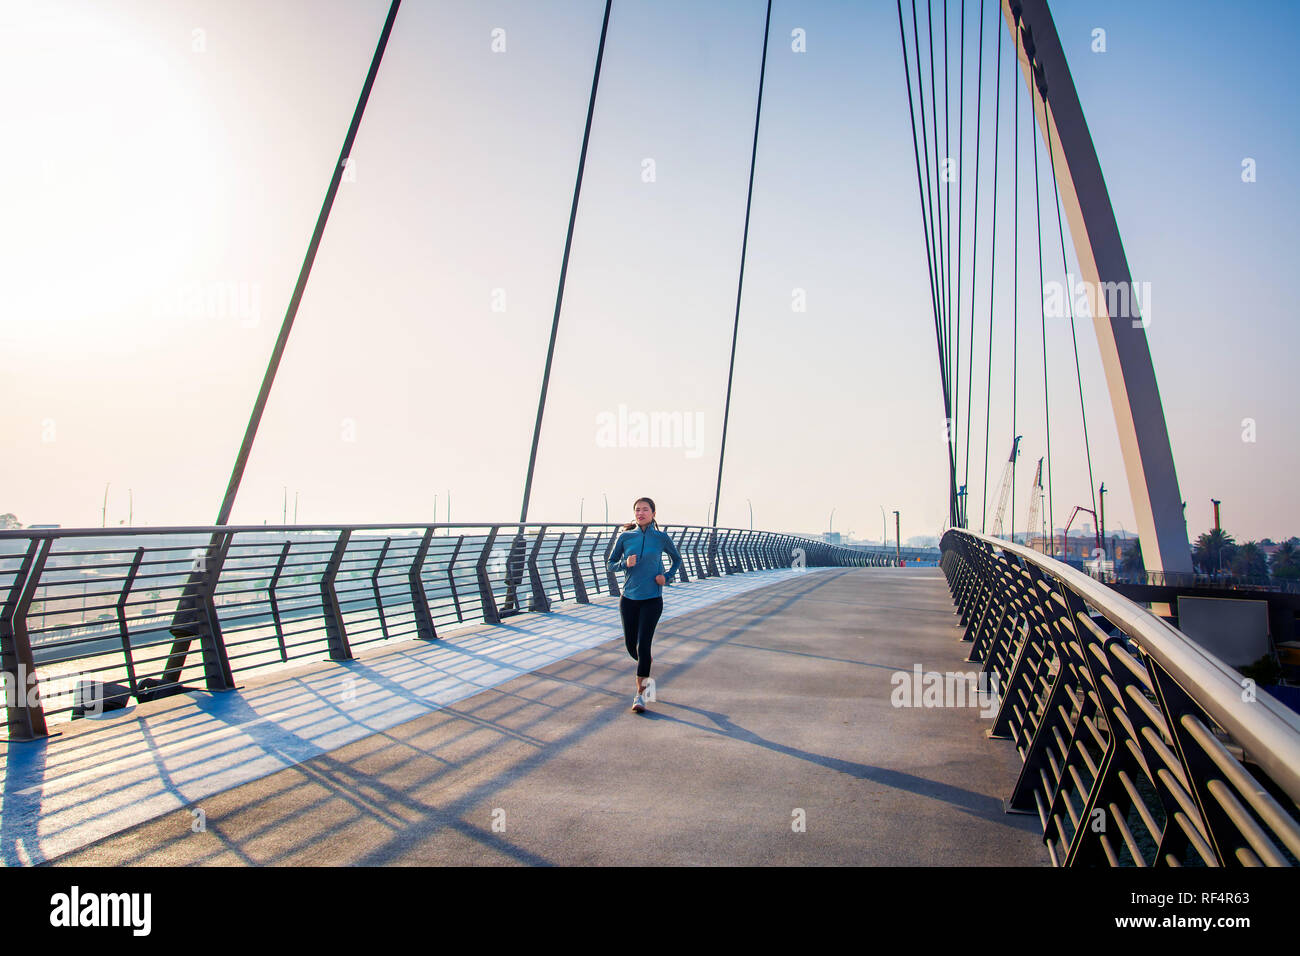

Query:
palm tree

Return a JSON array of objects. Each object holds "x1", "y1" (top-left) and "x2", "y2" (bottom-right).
[
  {"x1": 1270, "y1": 538, "x2": 1300, "y2": 582},
  {"x1": 1229, "y1": 541, "x2": 1269, "y2": 581},
  {"x1": 1193, "y1": 528, "x2": 1236, "y2": 575}
]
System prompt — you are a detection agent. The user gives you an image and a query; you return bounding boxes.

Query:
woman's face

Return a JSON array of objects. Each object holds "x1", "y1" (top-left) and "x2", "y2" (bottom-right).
[{"x1": 634, "y1": 501, "x2": 654, "y2": 526}]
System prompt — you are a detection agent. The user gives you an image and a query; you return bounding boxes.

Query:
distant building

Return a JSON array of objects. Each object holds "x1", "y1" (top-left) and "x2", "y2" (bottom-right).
[
  {"x1": 1026, "y1": 531, "x2": 1132, "y2": 563},
  {"x1": 823, "y1": 531, "x2": 841, "y2": 545}
]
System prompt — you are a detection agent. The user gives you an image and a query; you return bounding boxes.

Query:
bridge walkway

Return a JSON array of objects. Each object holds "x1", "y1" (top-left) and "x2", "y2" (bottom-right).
[{"x1": 8, "y1": 567, "x2": 1045, "y2": 866}]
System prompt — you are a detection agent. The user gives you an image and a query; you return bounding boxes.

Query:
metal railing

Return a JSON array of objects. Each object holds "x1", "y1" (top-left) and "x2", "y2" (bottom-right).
[
  {"x1": 849, "y1": 544, "x2": 941, "y2": 563},
  {"x1": 941, "y1": 528, "x2": 1300, "y2": 867},
  {"x1": 0, "y1": 521, "x2": 888, "y2": 740}
]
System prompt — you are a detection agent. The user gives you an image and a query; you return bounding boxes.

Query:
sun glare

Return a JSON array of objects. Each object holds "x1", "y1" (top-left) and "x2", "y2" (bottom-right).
[{"x1": 1, "y1": 4, "x2": 221, "y2": 349}]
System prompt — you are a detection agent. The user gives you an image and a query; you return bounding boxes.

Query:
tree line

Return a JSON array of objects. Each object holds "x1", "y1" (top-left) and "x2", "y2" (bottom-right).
[{"x1": 1120, "y1": 530, "x2": 1300, "y2": 583}]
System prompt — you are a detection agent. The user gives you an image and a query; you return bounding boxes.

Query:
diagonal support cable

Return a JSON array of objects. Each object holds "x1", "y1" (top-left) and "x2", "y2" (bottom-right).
[
  {"x1": 914, "y1": 2, "x2": 948, "y2": 394},
  {"x1": 712, "y1": 0, "x2": 773, "y2": 537},
  {"x1": 165, "y1": 0, "x2": 403, "y2": 694},
  {"x1": 900, "y1": 0, "x2": 960, "y2": 526},
  {"x1": 981, "y1": 1, "x2": 1003, "y2": 533},
  {"x1": 214, "y1": 0, "x2": 403, "y2": 526},
  {"x1": 1010, "y1": 2, "x2": 1021, "y2": 539},
  {"x1": 519, "y1": 0, "x2": 614, "y2": 524},
  {"x1": 1043, "y1": 89, "x2": 1098, "y2": 532},
  {"x1": 1030, "y1": 70, "x2": 1055, "y2": 550},
  {"x1": 953, "y1": 0, "x2": 965, "y2": 508},
  {"x1": 963, "y1": 0, "x2": 986, "y2": 527}
]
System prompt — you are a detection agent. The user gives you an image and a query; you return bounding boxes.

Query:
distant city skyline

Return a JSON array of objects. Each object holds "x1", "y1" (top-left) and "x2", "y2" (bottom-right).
[{"x1": 3, "y1": 0, "x2": 1297, "y2": 545}]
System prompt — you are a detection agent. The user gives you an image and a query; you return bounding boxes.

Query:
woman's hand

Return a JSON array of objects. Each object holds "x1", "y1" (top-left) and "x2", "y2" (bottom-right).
[
  {"x1": 626, "y1": 554, "x2": 637, "y2": 568},
  {"x1": 655, "y1": 574, "x2": 666, "y2": 586}
]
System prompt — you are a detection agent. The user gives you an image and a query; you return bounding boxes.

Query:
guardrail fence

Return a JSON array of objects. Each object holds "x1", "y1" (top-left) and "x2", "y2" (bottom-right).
[
  {"x1": 941, "y1": 528, "x2": 1300, "y2": 867},
  {"x1": 0, "y1": 522, "x2": 886, "y2": 741}
]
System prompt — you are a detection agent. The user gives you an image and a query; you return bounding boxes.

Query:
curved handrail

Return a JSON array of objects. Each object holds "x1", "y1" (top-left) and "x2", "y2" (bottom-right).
[{"x1": 946, "y1": 528, "x2": 1300, "y2": 802}]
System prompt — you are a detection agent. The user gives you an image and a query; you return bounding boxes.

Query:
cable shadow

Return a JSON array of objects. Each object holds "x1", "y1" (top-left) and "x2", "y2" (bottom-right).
[
  {"x1": 46, "y1": 571, "x2": 843, "y2": 865},
  {"x1": 643, "y1": 703, "x2": 1019, "y2": 826},
  {"x1": 34, "y1": 567, "x2": 1025, "y2": 865}
]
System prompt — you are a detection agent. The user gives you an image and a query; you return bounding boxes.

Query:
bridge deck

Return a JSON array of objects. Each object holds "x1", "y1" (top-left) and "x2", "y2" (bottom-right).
[{"x1": 7, "y1": 567, "x2": 1046, "y2": 866}]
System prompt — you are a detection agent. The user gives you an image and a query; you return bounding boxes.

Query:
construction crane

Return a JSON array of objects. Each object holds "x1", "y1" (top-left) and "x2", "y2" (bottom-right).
[
  {"x1": 1025, "y1": 457, "x2": 1046, "y2": 552},
  {"x1": 1061, "y1": 504, "x2": 1102, "y2": 566},
  {"x1": 989, "y1": 436, "x2": 1022, "y2": 540}
]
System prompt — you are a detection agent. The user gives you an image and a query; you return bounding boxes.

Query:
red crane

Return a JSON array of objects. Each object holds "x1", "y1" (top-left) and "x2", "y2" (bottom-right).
[{"x1": 1060, "y1": 505, "x2": 1101, "y2": 563}]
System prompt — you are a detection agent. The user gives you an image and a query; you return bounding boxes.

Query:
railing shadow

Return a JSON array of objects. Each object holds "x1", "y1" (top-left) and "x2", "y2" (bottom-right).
[{"x1": 5, "y1": 566, "x2": 825, "y2": 865}]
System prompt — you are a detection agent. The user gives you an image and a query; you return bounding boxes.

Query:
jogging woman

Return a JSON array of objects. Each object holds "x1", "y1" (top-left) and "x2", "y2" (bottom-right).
[{"x1": 608, "y1": 497, "x2": 684, "y2": 713}]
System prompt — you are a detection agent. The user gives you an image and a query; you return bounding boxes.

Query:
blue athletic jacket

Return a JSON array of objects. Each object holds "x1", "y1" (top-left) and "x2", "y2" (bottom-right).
[{"x1": 608, "y1": 523, "x2": 684, "y2": 600}]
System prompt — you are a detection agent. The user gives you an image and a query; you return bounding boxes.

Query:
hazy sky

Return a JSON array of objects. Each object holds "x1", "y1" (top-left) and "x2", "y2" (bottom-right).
[{"x1": 3, "y1": 0, "x2": 1297, "y2": 544}]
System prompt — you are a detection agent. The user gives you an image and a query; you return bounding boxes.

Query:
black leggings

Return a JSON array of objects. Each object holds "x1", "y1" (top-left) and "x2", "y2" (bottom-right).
[{"x1": 619, "y1": 595, "x2": 663, "y2": 679}]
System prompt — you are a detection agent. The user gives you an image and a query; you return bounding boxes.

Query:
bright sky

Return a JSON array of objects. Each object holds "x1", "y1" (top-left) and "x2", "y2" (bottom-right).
[{"x1": 2, "y1": 0, "x2": 1297, "y2": 545}]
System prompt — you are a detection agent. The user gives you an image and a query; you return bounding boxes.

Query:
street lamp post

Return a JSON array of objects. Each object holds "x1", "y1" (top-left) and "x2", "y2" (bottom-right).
[
  {"x1": 747, "y1": 498, "x2": 753, "y2": 531},
  {"x1": 893, "y1": 510, "x2": 901, "y2": 566},
  {"x1": 102, "y1": 483, "x2": 110, "y2": 528},
  {"x1": 1099, "y1": 482, "x2": 1108, "y2": 559},
  {"x1": 879, "y1": 505, "x2": 887, "y2": 548}
]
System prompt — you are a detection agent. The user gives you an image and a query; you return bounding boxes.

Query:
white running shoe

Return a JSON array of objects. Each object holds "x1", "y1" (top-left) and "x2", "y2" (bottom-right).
[{"x1": 631, "y1": 693, "x2": 645, "y2": 713}]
